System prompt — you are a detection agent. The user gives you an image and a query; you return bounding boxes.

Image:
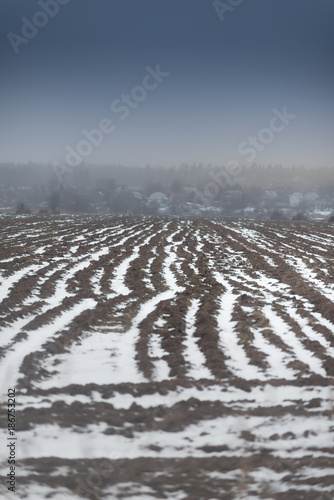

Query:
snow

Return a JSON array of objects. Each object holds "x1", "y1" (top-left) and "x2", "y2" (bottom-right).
[
  {"x1": 286, "y1": 256, "x2": 334, "y2": 302},
  {"x1": 104, "y1": 484, "x2": 187, "y2": 500},
  {"x1": 107, "y1": 231, "x2": 155, "y2": 298},
  {"x1": 0, "y1": 315, "x2": 37, "y2": 349},
  {"x1": 39, "y1": 239, "x2": 185, "y2": 387},
  {"x1": 0, "y1": 263, "x2": 47, "y2": 303},
  {"x1": 250, "y1": 326, "x2": 296, "y2": 379},
  {"x1": 90, "y1": 268, "x2": 104, "y2": 295},
  {"x1": 215, "y1": 273, "x2": 262, "y2": 380},
  {"x1": 183, "y1": 299, "x2": 213, "y2": 379},
  {"x1": 17, "y1": 382, "x2": 334, "y2": 413},
  {"x1": 142, "y1": 247, "x2": 157, "y2": 291},
  {"x1": 263, "y1": 305, "x2": 326, "y2": 376},
  {"x1": 0, "y1": 298, "x2": 97, "y2": 389},
  {"x1": 0, "y1": 484, "x2": 84, "y2": 500},
  {"x1": 16, "y1": 412, "x2": 334, "y2": 460},
  {"x1": 286, "y1": 305, "x2": 334, "y2": 357},
  {"x1": 1, "y1": 217, "x2": 333, "y2": 499},
  {"x1": 148, "y1": 319, "x2": 171, "y2": 381}
]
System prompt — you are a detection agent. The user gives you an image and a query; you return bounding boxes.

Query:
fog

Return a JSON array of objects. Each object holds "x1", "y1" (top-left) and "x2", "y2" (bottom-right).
[
  {"x1": 1, "y1": 1, "x2": 333, "y2": 218},
  {"x1": 0, "y1": 162, "x2": 333, "y2": 220}
]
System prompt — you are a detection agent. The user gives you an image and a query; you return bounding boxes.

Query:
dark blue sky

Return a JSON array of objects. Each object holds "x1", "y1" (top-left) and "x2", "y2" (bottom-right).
[{"x1": 1, "y1": 0, "x2": 333, "y2": 167}]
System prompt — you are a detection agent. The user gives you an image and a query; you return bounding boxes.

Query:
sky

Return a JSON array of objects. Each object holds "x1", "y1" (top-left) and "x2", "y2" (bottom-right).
[{"x1": 1, "y1": 0, "x2": 334, "y2": 168}]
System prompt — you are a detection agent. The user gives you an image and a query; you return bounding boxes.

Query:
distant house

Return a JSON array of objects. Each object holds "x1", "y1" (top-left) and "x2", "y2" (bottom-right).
[
  {"x1": 304, "y1": 192, "x2": 319, "y2": 207},
  {"x1": 290, "y1": 192, "x2": 304, "y2": 208},
  {"x1": 110, "y1": 188, "x2": 142, "y2": 214},
  {"x1": 148, "y1": 192, "x2": 168, "y2": 203},
  {"x1": 132, "y1": 191, "x2": 144, "y2": 201},
  {"x1": 262, "y1": 190, "x2": 280, "y2": 209},
  {"x1": 264, "y1": 190, "x2": 279, "y2": 200}
]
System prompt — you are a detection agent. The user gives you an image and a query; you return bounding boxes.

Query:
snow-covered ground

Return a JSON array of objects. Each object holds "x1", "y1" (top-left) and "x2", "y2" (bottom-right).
[{"x1": 0, "y1": 215, "x2": 333, "y2": 499}]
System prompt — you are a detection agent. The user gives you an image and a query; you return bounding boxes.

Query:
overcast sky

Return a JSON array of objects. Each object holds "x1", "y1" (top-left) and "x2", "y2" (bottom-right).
[{"x1": 1, "y1": 0, "x2": 333, "y2": 167}]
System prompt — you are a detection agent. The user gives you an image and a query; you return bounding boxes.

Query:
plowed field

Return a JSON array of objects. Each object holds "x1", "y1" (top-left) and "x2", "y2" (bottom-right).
[{"x1": 0, "y1": 214, "x2": 334, "y2": 499}]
